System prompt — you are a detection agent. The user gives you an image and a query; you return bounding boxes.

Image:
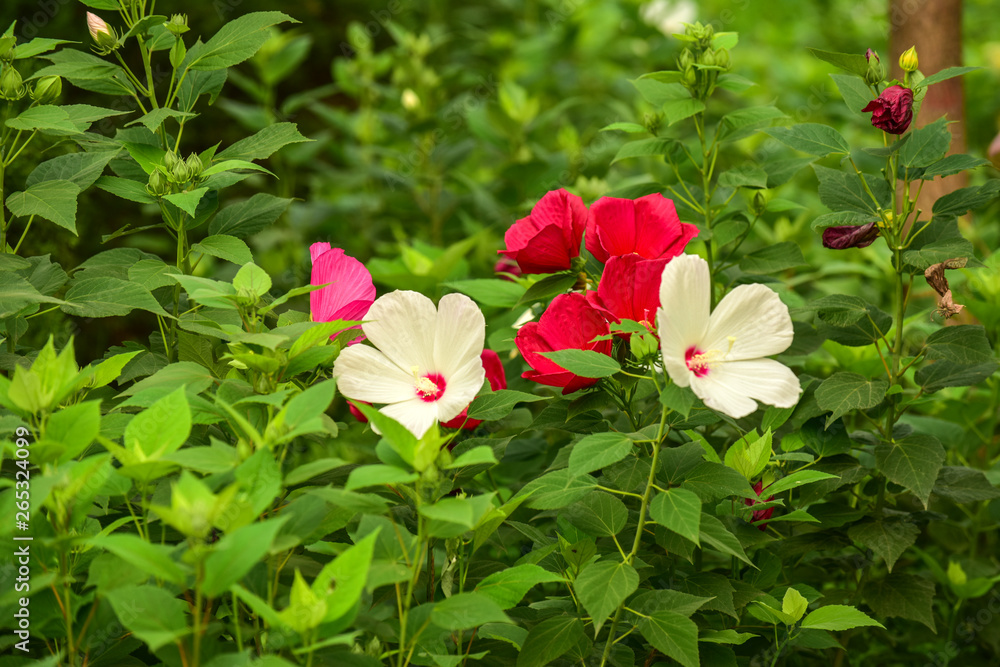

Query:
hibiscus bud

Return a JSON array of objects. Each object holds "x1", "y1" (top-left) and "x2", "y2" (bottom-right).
[
  {"x1": 751, "y1": 191, "x2": 767, "y2": 216},
  {"x1": 87, "y1": 12, "x2": 119, "y2": 54},
  {"x1": 862, "y1": 85, "x2": 913, "y2": 134},
  {"x1": 864, "y1": 53, "x2": 886, "y2": 86},
  {"x1": 865, "y1": 48, "x2": 879, "y2": 63},
  {"x1": 0, "y1": 66, "x2": 26, "y2": 101},
  {"x1": 185, "y1": 153, "x2": 204, "y2": 180},
  {"x1": 163, "y1": 150, "x2": 182, "y2": 172},
  {"x1": 899, "y1": 46, "x2": 919, "y2": 73},
  {"x1": 494, "y1": 257, "x2": 522, "y2": 281},
  {"x1": 401, "y1": 88, "x2": 420, "y2": 110},
  {"x1": 166, "y1": 14, "x2": 190, "y2": 36},
  {"x1": 30, "y1": 75, "x2": 62, "y2": 104},
  {"x1": 146, "y1": 170, "x2": 170, "y2": 197},
  {"x1": 0, "y1": 36, "x2": 16, "y2": 63},
  {"x1": 677, "y1": 48, "x2": 694, "y2": 72},
  {"x1": 629, "y1": 329, "x2": 659, "y2": 361},
  {"x1": 681, "y1": 67, "x2": 697, "y2": 88},
  {"x1": 715, "y1": 48, "x2": 731, "y2": 71},
  {"x1": 699, "y1": 49, "x2": 716, "y2": 68}
]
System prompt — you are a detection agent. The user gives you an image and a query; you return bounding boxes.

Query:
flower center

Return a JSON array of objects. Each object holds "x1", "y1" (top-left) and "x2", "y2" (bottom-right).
[
  {"x1": 412, "y1": 368, "x2": 446, "y2": 402},
  {"x1": 685, "y1": 346, "x2": 714, "y2": 377}
]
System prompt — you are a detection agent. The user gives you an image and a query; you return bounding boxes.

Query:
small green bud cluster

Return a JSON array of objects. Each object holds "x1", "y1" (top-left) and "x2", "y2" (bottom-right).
[
  {"x1": 147, "y1": 152, "x2": 206, "y2": 197},
  {"x1": 677, "y1": 22, "x2": 732, "y2": 99}
]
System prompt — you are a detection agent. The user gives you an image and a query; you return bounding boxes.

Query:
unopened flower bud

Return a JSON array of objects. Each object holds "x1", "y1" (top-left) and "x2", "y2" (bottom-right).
[
  {"x1": 0, "y1": 66, "x2": 26, "y2": 101},
  {"x1": 629, "y1": 329, "x2": 659, "y2": 361},
  {"x1": 146, "y1": 169, "x2": 169, "y2": 197},
  {"x1": 865, "y1": 48, "x2": 879, "y2": 63},
  {"x1": 677, "y1": 48, "x2": 694, "y2": 71},
  {"x1": 864, "y1": 55, "x2": 886, "y2": 86},
  {"x1": 30, "y1": 75, "x2": 62, "y2": 104},
  {"x1": 899, "y1": 46, "x2": 918, "y2": 73},
  {"x1": 715, "y1": 48, "x2": 731, "y2": 71},
  {"x1": 163, "y1": 151, "x2": 182, "y2": 172},
  {"x1": 752, "y1": 191, "x2": 767, "y2": 216},
  {"x1": 0, "y1": 36, "x2": 16, "y2": 63},
  {"x1": 699, "y1": 49, "x2": 716, "y2": 67},
  {"x1": 171, "y1": 161, "x2": 192, "y2": 183},
  {"x1": 166, "y1": 14, "x2": 190, "y2": 36},
  {"x1": 681, "y1": 68, "x2": 697, "y2": 88},
  {"x1": 87, "y1": 12, "x2": 119, "y2": 54},
  {"x1": 185, "y1": 153, "x2": 203, "y2": 180}
]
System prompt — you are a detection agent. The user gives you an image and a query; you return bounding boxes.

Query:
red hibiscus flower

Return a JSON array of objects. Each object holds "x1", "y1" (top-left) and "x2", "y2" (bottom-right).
[
  {"x1": 515, "y1": 292, "x2": 613, "y2": 394},
  {"x1": 498, "y1": 189, "x2": 588, "y2": 274},
  {"x1": 585, "y1": 193, "x2": 698, "y2": 264},
  {"x1": 745, "y1": 480, "x2": 775, "y2": 531},
  {"x1": 862, "y1": 85, "x2": 914, "y2": 135},
  {"x1": 587, "y1": 254, "x2": 668, "y2": 334}
]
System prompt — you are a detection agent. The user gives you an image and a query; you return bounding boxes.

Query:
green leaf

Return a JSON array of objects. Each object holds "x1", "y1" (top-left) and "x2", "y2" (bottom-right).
[
  {"x1": 932, "y1": 466, "x2": 1000, "y2": 504},
  {"x1": 809, "y1": 294, "x2": 873, "y2": 326},
  {"x1": 875, "y1": 434, "x2": 945, "y2": 507},
  {"x1": 90, "y1": 534, "x2": 187, "y2": 585},
  {"x1": 202, "y1": 518, "x2": 287, "y2": 598},
  {"x1": 103, "y1": 585, "x2": 189, "y2": 650},
  {"x1": 516, "y1": 615, "x2": 584, "y2": 667},
  {"x1": 442, "y1": 279, "x2": 525, "y2": 308},
  {"x1": 208, "y1": 193, "x2": 294, "y2": 238},
  {"x1": 765, "y1": 470, "x2": 839, "y2": 496},
  {"x1": 94, "y1": 175, "x2": 157, "y2": 204},
  {"x1": 565, "y1": 491, "x2": 628, "y2": 537},
  {"x1": 0, "y1": 272, "x2": 65, "y2": 318},
  {"x1": 848, "y1": 519, "x2": 920, "y2": 572},
  {"x1": 766, "y1": 124, "x2": 850, "y2": 156},
  {"x1": 62, "y1": 277, "x2": 170, "y2": 318},
  {"x1": 813, "y1": 164, "x2": 891, "y2": 214},
  {"x1": 164, "y1": 187, "x2": 210, "y2": 217},
  {"x1": 6, "y1": 180, "x2": 80, "y2": 233},
  {"x1": 738, "y1": 242, "x2": 806, "y2": 274},
  {"x1": 920, "y1": 154, "x2": 991, "y2": 179},
  {"x1": 233, "y1": 262, "x2": 272, "y2": 297},
  {"x1": 46, "y1": 400, "x2": 101, "y2": 461},
  {"x1": 899, "y1": 118, "x2": 951, "y2": 169},
  {"x1": 611, "y1": 137, "x2": 681, "y2": 163},
  {"x1": 782, "y1": 587, "x2": 809, "y2": 624},
  {"x1": 13, "y1": 37, "x2": 73, "y2": 60},
  {"x1": 807, "y1": 48, "x2": 869, "y2": 77},
  {"x1": 663, "y1": 98, "x2": 706, "y2": 126},
  {"x1": 866, "y1": 573, "x2": 936, "y2": 631},
  {"x1": 649, "y1": 488, "x2": 702, "y2": 545},
  {"x1": 718, "y1": 106, "x2": 787, "y2": 142},
  {"x1": 916, "y1": 66, "x2": 980, "y2": 88},
  {"x1": 699, "y1": 629, "x2": 756, "y2": 645},
  {"x1": 126, "y1": 108, "x2": 196, "y2": 133},
  {"x1": 187, "y1": 11, "x2": 299, "y2": 71},
  {"x1": 575, "y1": 560, "x2": 639, "y2": 633},
  {"x1": 830, "y1": 74, "x2": 873, "y2": 118},
  {"x1": 681, "y1": 461, "x2": 757, "y2": 501},
  {"x1": 475, "y1": 564, "x2": 565, "y2": 609},
  {"x1": 518, "y1": 469, "x2": 597, "y2": 509},
  {"x1": 932, "y1": 181, "x2": 1000, "y2": 219},
  {"x1": 350, "y1": 403, "x2": 417, "y2": 467},
  {"x1": 431, "y1": 592, "x2": 511, "y2": 630},
  {"x1": 192, "y1": 235, "x2": 254, "y2": 265},
  {"x1": 815, "y1": 373, "x2": 888, "y2": 426},
  {"x1": 699, "y1": 514, "x2": 753, "y2": 566},
  {"x1": 724, "y1": 429, "x2": 772, "y2": 480},
  {"x1": 800, "y1": 605, "x2": 884, "y2": 631},
  {"x1": 659, "y1": 382, "x2": 696, "y2": 418},
  {"x1": 345, "y1": 464, "x2": 418, "y2": 490},
  {"x1": 467, "y1": 389, "x2": 546, "y2": 421},
  {"x1": 5, "y1": 105, "x2": 78, "y2": 134},
  {"x1": 445, "y1": 446, "x2": 498, "y2": 469},
  {"x1": 124, "y1": 386, "x2": 191, "y2": 458},
  {"x1": 201, "y1": 159, "x2": 276, "y2": 179},
  {"x1": 216, "y1": 122, "x2": 311, "y2": 161},
  {"x1": 27, "y1": 150, "x2": 118, "y2": 190},
  {"x1": 540, "y1": 349, "x2": 620, "y2": 378},
  {"x1": 923, "y1": 325, "x2": 996, "y2": 366},
  {"x1": 638, "y1": 611, "x2": 700, "y2": 667},
  {"x1": 718, "y1": 164, "x2": 768, "y2": 189},
  {"x1": 567, "y1": 432, "x2": 633, "y2": 478},
  {"x1": 600, "y1": 121, "x2": 648, "y2": 133},
  {"x1": 313, "y1": 530, "x2": 379, "y2": 622}
]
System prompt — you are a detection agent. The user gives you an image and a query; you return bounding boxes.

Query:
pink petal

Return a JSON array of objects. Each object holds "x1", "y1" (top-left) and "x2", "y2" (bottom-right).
[
  {"x1": 310, "y1": 247, "x2": 375, "y2": 323},
  {"x1": 310, "y1": 242, "x2": 332, "y2": 264}
]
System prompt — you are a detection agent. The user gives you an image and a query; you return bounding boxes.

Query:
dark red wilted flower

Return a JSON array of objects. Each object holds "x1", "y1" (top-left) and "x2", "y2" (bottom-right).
[
  {"x1": 745, "y1": 480, "x2": 775, "y2": 531},
  {"x1": 515, "y1": 292, "x2": 612, "y2": 394},
  {"x1": 349, "y1": 350, "x2": 508, "y2": 430},
  {"x1": 586, "y1": 193, "x2": 698, "y2": 264},
  {"x1": 587, "y1": 254, "x2": 668, "y2": 334},
  {"x1": 862, "y1": 85, "x2": 914, "y2": 135},
  {"x1": 498, "y1": 189, "x2": 588, "y2": 274},
  {"x1": 822, "y1": 222, "x2": 880, "y2": 250}
]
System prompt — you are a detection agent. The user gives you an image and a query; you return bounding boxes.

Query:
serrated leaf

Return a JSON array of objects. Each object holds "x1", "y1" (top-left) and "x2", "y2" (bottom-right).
[
  {"x1": 467, "y1": 389, "x2": 546, "y2": 421},
  {"x1": 475, "y1": 564, "x2": 565, "y2": 609},
  {"x1": 27, "y1": 150, "x2": 118, "y2": 190},
  {"x1": 208, "y1": 193, "x2": 294, "y2": 238},
  {"x1": 103, "y1": 585, "x2": 188, "y2": 650},
  {"x1": 6, "y1": 180, "x2": 80, "y2": 233},
  {"x1": 89, "y1": 534, "x2": 187, "y2": 585},
  {"x1": 866, "y1": 573, "x2": 936, "y2": 631},
  {"x1": 807, "y1": 48, "x2": 869, "y2": 77},
  {"x1": 875, "y1": 434, "x2": 945, "y2": 507},
  {"x1": 516, "y1": 616, "x2": 584, "y2": 667},
  {"x1": 126, "y1": 108, "x2": 196, "y2": 133},
  {"x1": 567, "y1": 432, "x2": 633, "y2": 478},
  {"x1": 638, "y1": 611, "x2": 699, "y2": 667},
  {"x1": 187, "y1": 11, "x2": 299, "y2": 71},
  {"x1": 431, "y1": 592, "x2": 510, "y2": 630},
  {"x1": 575, "y1": 560, "x2": 639, "y2": 634},
  {"x1": 518, "y1": 469, "x2": 597, "y2": 510},
  {"x1": 899, "y1": 118, "x2": 951, "y2": 169},
  {"x1": 565, "y1": 491, "x2": 628, "y2": 537},
  {"x1": 830, "y1": 74, "x2": 872, "y2": 118},
  {"x1": 922, "y1": 325, "x2": 996, "y2": 366},
  {"x1": 765, "y1": 470, "x2": 839, "y2": 496},
  {"x1": 738, "y1": 242, "x2": 806, "y2": 274},
  {"x1": 202, "y1": 518, "x2": 287, "y2": 597},
  {"x1": 848, "y1": 519, "x2": 920, "y2": 572},
  {"x1": 921, "y1": 154, "x2": 990, "y2": 179},
  {"x1": 766, "y1": 124, "x2": 850, "y2": 156},
  {"x1": 163, "y1": 187, "x2": 210, "y2": 217},
  {"x1": 216, "y1": 122, "x2": 311, "y2": 161},
  {"x1": 650, "y1": 488, "x2": 702, "y2": 545},
  {"x1": 699, "y1": 514, "x2": 753, "y2": 566},
  {"x1": 442, "y1": 278, "x2": 525, "y2": 308},
  {"x1": 612, "y1": 137, "x2": 681, "y2": 163},
  {"x1": 62, "y1": 277, "x2": 170, "y2": 318},
  {"x1": 94, "y1": 175, "x2": 157, "y2": 204},
  {"x1": 916, "y1": 66, "x2": 980, "y2": 88},
  {"x1": 0, "y1": 273, "x2": 65, "y2": 318},
  {"x1": 932, "y1": 466, "x2": 1000, "y2": 503},
  {"x1": 800, "y1": 605, "x2": 884, "y2": 631},
  {"x1": 192, "y1": 235, "x2": 254, "y2": 265},
  {"x1": 815, "y1": 373, "x2": 888, "y2": 426}
]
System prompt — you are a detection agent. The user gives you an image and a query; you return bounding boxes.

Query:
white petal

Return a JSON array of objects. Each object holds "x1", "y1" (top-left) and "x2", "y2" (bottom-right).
[
  {"x1": 703, "y1": 284, "x2": 793, "y2": 361},
  {"x1": 433, "y1": 293, "x2": 486, "y2": 378},
  {"x1": 381, "y1": 398, "x2": 438, "y2": 439},
  {"x1": 435, "y1": 354, "x2": 486, "y2": 422},
  {"x1": 691, "y1": 358, "x2": 801, "y2": 419},
  {"x1": 333, "y1": 345, "x2": 417, "y2": 404},
  {"x1": 362, "y1": 291, "x2": 437, "y2": 374},
  {"x1": 657, "y1": 255, "x2": 710, "y2": 386}
]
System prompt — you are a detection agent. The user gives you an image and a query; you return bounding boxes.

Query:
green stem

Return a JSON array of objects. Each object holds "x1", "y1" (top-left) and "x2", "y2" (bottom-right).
[{"x1": 12, "y1": 215, "x2": 34, "y2": 254}]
